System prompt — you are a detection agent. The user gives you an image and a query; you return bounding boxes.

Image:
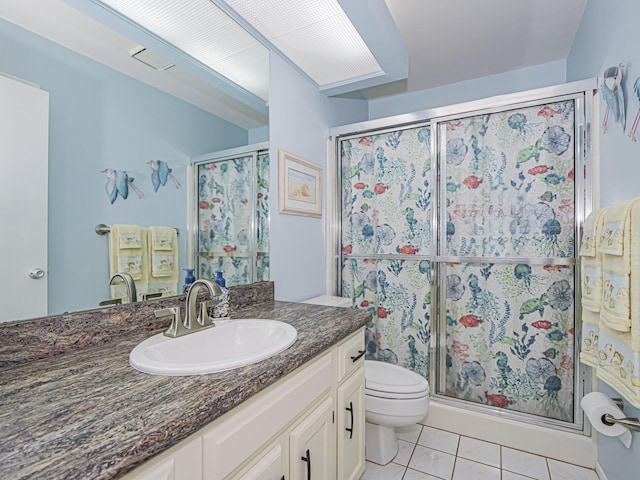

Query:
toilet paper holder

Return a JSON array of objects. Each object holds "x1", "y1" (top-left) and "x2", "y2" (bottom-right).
[{"x1": 601, "y1": 398, "x2": 640, "y2": 432}]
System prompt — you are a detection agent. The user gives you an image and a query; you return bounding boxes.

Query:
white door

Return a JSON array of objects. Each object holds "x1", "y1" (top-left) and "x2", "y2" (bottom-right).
[{"x1": 0, "y1": 73, "x2": 49, "y2": 323}]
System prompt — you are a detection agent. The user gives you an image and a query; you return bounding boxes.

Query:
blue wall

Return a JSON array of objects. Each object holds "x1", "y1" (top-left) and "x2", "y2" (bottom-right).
[
  {"x1": 368, "y1": 60, "x2": 566, "y2": 120},
  {"x1": 567, "y1": 1, "x2": 640, "y2": 479},
  {"x1": 268, "y1": 53, "x2": 367, "y2": 301},
  {"x1": 0, "y1": 19, "x2": 249, "y2": 314}
]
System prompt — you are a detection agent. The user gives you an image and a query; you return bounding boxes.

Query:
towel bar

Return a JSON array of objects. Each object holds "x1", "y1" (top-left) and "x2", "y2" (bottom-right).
[{"x1": 95, "y1": 223, "x2": 179, "y2": 236}]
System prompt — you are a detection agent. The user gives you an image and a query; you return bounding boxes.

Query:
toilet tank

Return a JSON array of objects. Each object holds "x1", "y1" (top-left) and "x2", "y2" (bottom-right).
[{"x1": 301, "y1": 295, "x2": 352, "y2": 308}]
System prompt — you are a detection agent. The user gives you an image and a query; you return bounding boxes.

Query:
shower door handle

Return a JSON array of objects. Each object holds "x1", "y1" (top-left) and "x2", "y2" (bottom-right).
[{"x1": 345, "y1": 401, "x2": 354, "y2": 439}]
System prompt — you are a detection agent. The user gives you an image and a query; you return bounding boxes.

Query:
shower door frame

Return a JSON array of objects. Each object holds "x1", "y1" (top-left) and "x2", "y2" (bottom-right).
[{"x1": 330, "y1": 79, "x2": 597, "y2": 434}]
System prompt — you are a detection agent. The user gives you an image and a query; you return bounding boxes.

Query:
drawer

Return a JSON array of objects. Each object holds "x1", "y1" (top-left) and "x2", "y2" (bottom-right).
[{"x1": 337, "y1": 328, "x2": 366, "y2": 382}]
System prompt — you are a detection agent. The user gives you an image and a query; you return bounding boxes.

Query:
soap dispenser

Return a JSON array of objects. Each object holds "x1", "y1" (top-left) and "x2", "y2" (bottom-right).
[
  {"x1": 182, "y1": 268, "x2": 196, "y2": 293},
  {"x1": 213, "y1": 269, "x2": 230, "y2": 319}
]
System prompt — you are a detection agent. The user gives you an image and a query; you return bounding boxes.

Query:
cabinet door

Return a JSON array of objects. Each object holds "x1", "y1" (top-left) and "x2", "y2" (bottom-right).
[
  {"x1": 289, "y1": 396, "x2": 336, "y2": 480},
  {"x1": 124, "y1": 438, "x2": 201, "y2": 480},
  {"x1": 337, "y1": 367, "x2": 365, "y2": 480},
  {"x1": 230, "y1": 441, "x2": 287, "y2": 480}
]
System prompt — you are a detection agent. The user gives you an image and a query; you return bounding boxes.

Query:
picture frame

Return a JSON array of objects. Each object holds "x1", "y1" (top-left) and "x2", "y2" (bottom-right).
[{"x1": 278, "y1": 149, "x2": 323, "y2": 218}]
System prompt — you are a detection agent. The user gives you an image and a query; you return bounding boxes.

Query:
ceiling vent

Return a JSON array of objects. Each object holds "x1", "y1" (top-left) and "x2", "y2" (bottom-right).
[{"x1": 130, "y1": 47, "x2": 175, "y2": 71}]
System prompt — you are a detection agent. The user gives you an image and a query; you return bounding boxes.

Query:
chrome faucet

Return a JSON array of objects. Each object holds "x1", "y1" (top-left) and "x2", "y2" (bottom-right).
[
  {"x1": 109, "y1": 272, "x2": 137, "y2": 304},
  {"x1": 157, "y1": 279, "x2": 223, "y2": 338}
]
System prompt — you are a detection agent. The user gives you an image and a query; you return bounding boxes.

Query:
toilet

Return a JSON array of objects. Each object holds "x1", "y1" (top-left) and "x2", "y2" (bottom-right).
[
  {"x1": 364, "y1": 360, "x2": 430, "y2": 465},
  {"x1": 300, "y1": 296, "x2": 430, "y2": 465}
]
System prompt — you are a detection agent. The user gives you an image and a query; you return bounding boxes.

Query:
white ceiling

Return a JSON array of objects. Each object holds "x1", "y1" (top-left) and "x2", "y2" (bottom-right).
[{"x1": 1, "y1": 0, "x2": 588, "y2": 128}]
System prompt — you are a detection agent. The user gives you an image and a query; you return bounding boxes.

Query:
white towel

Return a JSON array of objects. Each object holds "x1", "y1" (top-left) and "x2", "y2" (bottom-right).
[
  {"x1": 147, "y1": 226, "x2": 179, "y2": 297},
  {"x1": 109, "y1": 224, "x2": 149, "y2": 300}
]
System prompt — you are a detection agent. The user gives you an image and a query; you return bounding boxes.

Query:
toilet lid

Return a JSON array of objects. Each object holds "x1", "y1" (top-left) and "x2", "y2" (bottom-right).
[{"x1": 365, "y1": 360, "x2": 429, "y2": 398}]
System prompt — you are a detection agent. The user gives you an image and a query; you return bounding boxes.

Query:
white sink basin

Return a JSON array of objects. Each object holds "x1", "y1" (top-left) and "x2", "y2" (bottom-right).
[{"x1": 129, "y1": 319, "x2": 297, "y2": 375}]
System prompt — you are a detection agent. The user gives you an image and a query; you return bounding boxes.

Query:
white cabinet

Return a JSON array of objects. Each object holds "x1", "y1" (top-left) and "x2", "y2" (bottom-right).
[
  {"x1": 229, "y1": 441, "x2": 287, "y2": 480},
  {"x1": 124, "y1": 328, "x2": 365, "y2": 480},
  {"x1": 125, "y1": 438, "x2": 202, "y2": 480},
  {"x1": 289, "y1": 396, "x2": 336, "y2": 480},
  {"x1": 337, "y1": 367, "x2": 365, "y2": 480}
]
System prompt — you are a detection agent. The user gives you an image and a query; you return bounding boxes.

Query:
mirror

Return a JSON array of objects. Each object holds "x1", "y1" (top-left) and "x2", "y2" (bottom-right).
[{"x1": 0, "y1": 2, "x2": 269, "y2": 322}]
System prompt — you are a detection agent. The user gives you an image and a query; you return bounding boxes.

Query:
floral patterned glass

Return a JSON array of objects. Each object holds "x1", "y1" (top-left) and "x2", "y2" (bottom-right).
[
  {"x1": 340, "y1": 98, "x2": 580, "y2": 425},
  {"x1": 440, "y1": 101, "x2": 577, "y2": 421},
  {"x1": 342, "y1": 257, "x2": 431, "y2": 379},
  {"x1": 442, "y1": 101, "x2": 575, "y2": 258},
  {"x1": 444, "y1": 262, "x2": 575, "y2": 421},
  {"x1": 197, "y1": 152, "x2": 270, "y2": 286},
  {"x1": 341, "y1": 125, "x2": 433, "y2": 380},
  {"x1": 341, "y1": 126, "x2": 432, "y2": 257}
]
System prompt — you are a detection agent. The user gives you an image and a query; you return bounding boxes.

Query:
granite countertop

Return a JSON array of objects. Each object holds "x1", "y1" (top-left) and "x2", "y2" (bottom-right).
[{"x1": 0, "y1": 300, "x2": 371, "y2": 480}]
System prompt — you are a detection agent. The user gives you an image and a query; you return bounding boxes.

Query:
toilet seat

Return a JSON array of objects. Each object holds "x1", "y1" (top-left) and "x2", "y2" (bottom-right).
[{"x1": 365, "y1": 360, "x2": 429, "y2": 399}]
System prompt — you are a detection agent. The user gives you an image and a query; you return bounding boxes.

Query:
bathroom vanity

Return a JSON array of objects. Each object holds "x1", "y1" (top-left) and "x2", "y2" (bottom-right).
[
  {"x1": 0, "y1": 283, "x2": 371, "y2": 479},
  {"x1": 124, "y1": 328, "x2": 365, "y2": 480}
]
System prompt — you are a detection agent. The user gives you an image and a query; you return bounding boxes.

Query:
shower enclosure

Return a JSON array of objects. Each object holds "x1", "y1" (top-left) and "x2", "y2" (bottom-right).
[
  {"x1": 192, "y1": 144, "x2": 270, "y2": 287},
  {"x1": 335, "y1": 81, "x2": 595, "y2": 431}
]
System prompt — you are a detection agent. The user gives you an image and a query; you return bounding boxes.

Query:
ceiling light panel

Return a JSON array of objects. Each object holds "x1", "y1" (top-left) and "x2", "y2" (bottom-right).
[
  {"x1": 98, "y1": 0, "x2": 269, "y2": 100},
  {"x1": 225, "y1": 0, "x2": 382, "y2": 87}
]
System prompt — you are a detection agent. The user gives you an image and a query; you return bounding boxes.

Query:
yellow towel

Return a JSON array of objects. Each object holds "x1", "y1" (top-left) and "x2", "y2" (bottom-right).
[
  {"x1": 109, "y1": 225, "x2": 149, "y2": 300},
  {"x1": 580, "y1": 197, "x2": 640, "y2": 409},
  {"x1": 599, "y1": 199, "x2": 640, "y2": 332},
  {"x1": 580, "y1": 208, "x2": 606, "y2": 316},
  {"x1": 147, "y1": 226, "x2": 179, "y2": 297}
]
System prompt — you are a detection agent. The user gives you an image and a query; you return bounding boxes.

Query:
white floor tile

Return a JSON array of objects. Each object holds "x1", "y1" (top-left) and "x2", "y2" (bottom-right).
[
  {"x1": 502, "y1": 471, "x2": 538, "y2": 480},
  {"x1": 417, "y1": 426, "x2": 460, "y2": 455},
  {"x1": 502, "y1": 448, "x2": 550, "y2": 480},
  {"x1": 452, "y1": 457, "x2": 500, "y2": 480},
  {"x1": 393, "y1": 439, "x2": 416, "y2": 466},
  {"x1": 409, "y1": 445, "x2": 456, "y2": 480},
  {"x1": 361, "y1": 460, "x2": 405, "y2": 480},
  {"x1": 403, "y1": 468, "x2": 444, "y2": 480},
  {"x1": 397, "y1": 423, "x2": 423, "y2": 443},
  {"x1": 547, "y1": 459, "x2": 599, "y2": 480},
  {"x1": 457, "y1": 436, "x2": 500, "y2": 468}
]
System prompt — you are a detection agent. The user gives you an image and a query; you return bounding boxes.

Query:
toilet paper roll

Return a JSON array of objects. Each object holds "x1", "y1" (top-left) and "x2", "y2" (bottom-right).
[{"x1": 581, "y1": 392, "x2": 632, "y2": 448}]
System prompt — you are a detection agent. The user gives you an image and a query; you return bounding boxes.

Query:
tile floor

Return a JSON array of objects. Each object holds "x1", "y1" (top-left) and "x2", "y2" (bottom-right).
[{"x1": 361, "y1": 424, "x2": 599, "y2": 480}]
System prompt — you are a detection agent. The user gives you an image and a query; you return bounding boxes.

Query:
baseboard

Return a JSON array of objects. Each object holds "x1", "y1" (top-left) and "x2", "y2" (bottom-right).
[
  {"x1": 423, "y1": 401, "x2": 597, "y2": 468},
  {"x1": 595, "y1": 462, "x2": 608, "y2": 480}
]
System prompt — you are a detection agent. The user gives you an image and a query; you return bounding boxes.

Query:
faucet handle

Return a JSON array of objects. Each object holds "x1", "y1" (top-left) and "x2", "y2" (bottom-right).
[
  {"x1": 198, "y1": 300, "x2": 218, "y2": 326},
  {"x1": 157, "y1": 307, "x2": 187, "y2": 338}
]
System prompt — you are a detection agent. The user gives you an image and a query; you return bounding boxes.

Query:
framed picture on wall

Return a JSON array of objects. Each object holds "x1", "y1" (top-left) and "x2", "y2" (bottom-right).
[{"x1": 278, "y1": 149, "x2": 323, "y2": 218}]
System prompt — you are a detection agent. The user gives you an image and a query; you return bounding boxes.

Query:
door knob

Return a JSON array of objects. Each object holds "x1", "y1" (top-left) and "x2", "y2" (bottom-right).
[{"x1": 29, "y1": 268, "x2": 46, "y2": 279}]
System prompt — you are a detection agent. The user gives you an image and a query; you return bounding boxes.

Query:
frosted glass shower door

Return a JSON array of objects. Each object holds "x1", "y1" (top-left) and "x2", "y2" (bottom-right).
[
  {"x1": 340, "y1": 126, "x2": 434, "y2": 379},
  {"x1": 196, "y1": 151, "x2": 269, "y2": 286},
  {"x1": 439, "y1": 100, "x2": 579, "y2": 422}
]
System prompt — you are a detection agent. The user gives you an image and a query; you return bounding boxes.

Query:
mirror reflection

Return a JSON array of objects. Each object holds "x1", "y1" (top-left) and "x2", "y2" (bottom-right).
[{"x1": 0, "y1": 3, "x2": 269, "y2": 323}]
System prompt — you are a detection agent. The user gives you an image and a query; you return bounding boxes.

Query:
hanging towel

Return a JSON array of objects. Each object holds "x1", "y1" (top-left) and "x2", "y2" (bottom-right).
[
  {"x1": 599, "y1": 199, "x2": 640, "y2": 332},
  {"x1": 580, "y1": 208, "x2": 607, "y2": 316},
  {"x1": 579, "y1": 197, "x2": 640, "y2": 409},
  {"x1": 109, "y1": 224, "x2": 149, "y2": 300},
  {"x1": 147, "y1": 226, "x2": 179, "y2": 297}
]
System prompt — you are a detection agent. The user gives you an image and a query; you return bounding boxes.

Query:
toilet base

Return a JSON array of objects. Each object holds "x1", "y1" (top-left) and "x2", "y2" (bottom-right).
[{"x1": 365, "y1": 422, "x2": 398, "y2": 465}]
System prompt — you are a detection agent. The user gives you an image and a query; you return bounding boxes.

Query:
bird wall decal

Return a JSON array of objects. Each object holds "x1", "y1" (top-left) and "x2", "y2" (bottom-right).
[
  {"x1": 147, "y1": 160, "x2": 181, "y2": 192},
  {"x1": 101, "y1": 169, "x2": 144, "y2": 204},
  {"x1": 628, "y1": 77, "x2": 640, "y2": 142},
  {"x1": 601, "y1": 64, "x2": 626, "y2": 133}
]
